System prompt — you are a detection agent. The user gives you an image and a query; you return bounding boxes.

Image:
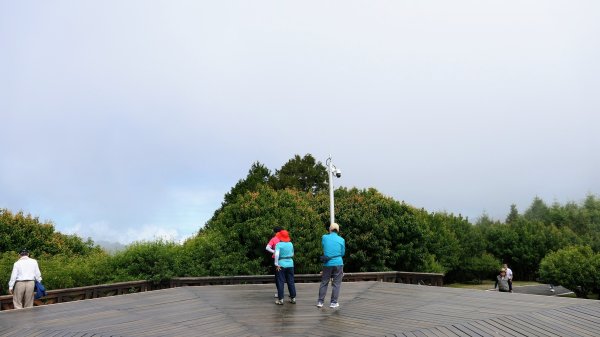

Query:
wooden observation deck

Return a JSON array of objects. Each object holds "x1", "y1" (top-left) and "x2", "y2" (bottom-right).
[{"x1": 1, "y1": 274, "x2": 599, "y2": 336}]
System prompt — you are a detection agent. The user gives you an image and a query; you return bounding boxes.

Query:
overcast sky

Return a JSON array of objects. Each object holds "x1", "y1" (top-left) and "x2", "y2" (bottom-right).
[{"x1": 1, "y1": 1, "x2": 599, "y2": 244}]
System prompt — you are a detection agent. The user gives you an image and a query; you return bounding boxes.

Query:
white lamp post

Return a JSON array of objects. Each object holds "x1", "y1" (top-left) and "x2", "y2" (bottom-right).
[{"x1": 326, "y1": 155, "x2": 342, "y2": 226}]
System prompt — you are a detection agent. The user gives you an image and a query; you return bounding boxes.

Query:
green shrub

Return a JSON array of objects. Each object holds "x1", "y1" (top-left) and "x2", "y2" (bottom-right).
[
  {"x1": 110, "y1": 240, "x2": 181, "y2": 285},
  {"x1": 539, "y1": 245, "x2": 599, "y2": 298}
]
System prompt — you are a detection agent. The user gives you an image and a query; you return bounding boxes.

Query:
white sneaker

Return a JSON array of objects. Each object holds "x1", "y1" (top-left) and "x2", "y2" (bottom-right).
[
  {"x1": 329, "y1": 302, "x2": 339, "y2": 308},
  {"x1": 316, "y1": 302, "x2": 323, "y2": 308},
  {"x1": 275, "y1": 299, "x2": 283, "y2": 305}
]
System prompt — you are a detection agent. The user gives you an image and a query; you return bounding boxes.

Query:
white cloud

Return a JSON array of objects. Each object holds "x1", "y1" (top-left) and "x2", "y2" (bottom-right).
[
  {"x1": 63, "y1": 221, "x2": 188, "y2": 245},
  {"x1": 124, "y1": 225, "x2": 180, "y2": 244}
]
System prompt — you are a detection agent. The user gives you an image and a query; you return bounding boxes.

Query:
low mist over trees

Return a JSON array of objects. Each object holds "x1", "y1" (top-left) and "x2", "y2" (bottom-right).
[{"x1": 2, "y1": 153, "x2": 600, "y2": 298}]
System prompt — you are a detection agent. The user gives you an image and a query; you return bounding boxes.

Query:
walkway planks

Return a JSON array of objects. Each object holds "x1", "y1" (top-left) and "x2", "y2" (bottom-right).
[{"x1": 1, "y1": 282, "x2": 599, "y2": 336}]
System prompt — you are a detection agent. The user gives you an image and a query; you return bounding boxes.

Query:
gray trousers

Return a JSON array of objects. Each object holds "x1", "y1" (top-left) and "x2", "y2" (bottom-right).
[
  {"x1": 13, "y1": 280, "x2": 35, "y2": 309},
  {"x1": 318, "y1": 265, "x2": 344, "y2": 304}
]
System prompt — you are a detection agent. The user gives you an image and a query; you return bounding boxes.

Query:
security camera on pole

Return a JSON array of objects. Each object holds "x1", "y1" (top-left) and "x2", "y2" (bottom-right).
[{"x1": 326, "y1": 155, "x2": 342, "y2": 226}]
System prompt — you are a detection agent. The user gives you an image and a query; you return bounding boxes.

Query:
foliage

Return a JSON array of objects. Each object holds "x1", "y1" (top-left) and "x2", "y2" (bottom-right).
[
  {"x1": 424, "y1": 212, "x2": 464, "y2": 273},
  {"x1": 442, "y1": 221, "x2": 495, "y2": 283},
  {"x1": 0, "y1": 251, "x2": 113, "y2": 295},
  {"x1": 539, "y1": 246, "x2": 600, "y2": 298},
  {"x1": 269, "y1": 154, "x2": 328, "y2": 194},
  {"x1": 222, "y1": 162, "x2": 271, "y2": 207},
  {"x1": 0, "y1": 209, "x2": 100, "y2": 256},
  {"x1": 193, "y1": 155, "x2": 452, "y2": 275},
  {"x1": 505, "y1": 204, "x2": 519, "y2": 223},
  {"x1": 109, "y1": 240, "x2": 181, "y2": 285},
  {"x1": 0, "y1": 252, "x2": 16, "y2": 294},
  {"x1": 38, "y1": 252, "x2": 113, "y2": 290},
  {"x1": 523, "y1": 197, "x2": 551, "y2": 223},
  {"x1": 455, "y1": 253, "x2": 500, "y2": 283},
  {"x1": 186, "y1": 185, "x2": 324, "y2": 275},
  {"x1": 323, "y1": 188, "x2": 433, "y2": 273},
  {"x1": 482, "y1": 218, "x2": 580, "y2": 280}
]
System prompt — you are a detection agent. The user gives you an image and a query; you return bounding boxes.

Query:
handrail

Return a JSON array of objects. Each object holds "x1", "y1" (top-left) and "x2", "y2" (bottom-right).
[
  {"x1": 1, "y1": 280, "x2": 152, "y2": 311},
  {"x1": 1, "y1": 271, "x2": 443, "y2": 311},
  {"x1": 170, "y1": 271, "x2": 443, "y2": 287}
]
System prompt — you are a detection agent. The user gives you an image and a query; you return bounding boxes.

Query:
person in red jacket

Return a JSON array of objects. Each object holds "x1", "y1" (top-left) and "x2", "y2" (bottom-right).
[{"x1": 266, "y1": 226, "x2": 283, "y2": 298}]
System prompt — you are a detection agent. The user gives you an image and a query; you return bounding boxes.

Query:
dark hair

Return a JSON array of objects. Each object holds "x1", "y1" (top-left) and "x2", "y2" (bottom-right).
[
  {"x1": 273, "y1": 226, "x2": 283, "y2": 233},
  {"x1": 19, "y1": 249, "x2": 29, "y2": 256}
]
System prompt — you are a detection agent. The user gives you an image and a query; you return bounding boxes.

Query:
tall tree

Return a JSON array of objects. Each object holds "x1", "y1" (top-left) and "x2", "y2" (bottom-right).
[
  {"x1": 583, "y1": 194, "x2": 600, "y2": 226},
  {"x1": 505, "y1": 204, "x2": 519, "y2": 223},
  {"x1": 524, "y1": 196, "x2": 550, "y2": 223},
  {"x1": 0, "y1": 209, "x2": 99, "y2": 256},
  {"x1": 222, "y1": 162, "x2": 271, "y2": 206},
  {"x1": 269, "y1": 154, "x2": 328, "y2": 194}
]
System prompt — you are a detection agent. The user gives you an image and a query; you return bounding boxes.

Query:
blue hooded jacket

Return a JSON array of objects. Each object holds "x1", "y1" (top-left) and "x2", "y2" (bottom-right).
[{"x1": 322, "y1": 232, "x2": 345, "y2": 267}]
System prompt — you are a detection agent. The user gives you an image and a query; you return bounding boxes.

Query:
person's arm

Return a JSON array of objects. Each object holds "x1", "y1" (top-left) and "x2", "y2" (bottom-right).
[
  {"x1": 265, "y1": 244, "x2": 275, "y2": 254},
  {"x1": 274, "y1": 249, "x2": 280, "y2": 267},
  {"x1": 35, "y1": 261, "x2": 42, "y2": 282},
  {"x1": 494, "y1": 277, "x2": 498, "y2": 289},
  {"x1": 8, "y1": 263, "x2": 17, "y2": 294},
  {"x1": 340, "y1": 241, "x2": 345, "y2": 257}
]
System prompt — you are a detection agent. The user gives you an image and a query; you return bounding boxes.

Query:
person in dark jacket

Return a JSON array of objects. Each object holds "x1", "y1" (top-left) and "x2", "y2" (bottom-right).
[{"x1": 495, "y1": 268, "x2": 511, "y2": 292}]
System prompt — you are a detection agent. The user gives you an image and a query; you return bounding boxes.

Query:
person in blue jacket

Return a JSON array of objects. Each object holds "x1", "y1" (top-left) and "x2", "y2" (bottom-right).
[{"x1": 317, "y1": 223, "x2": 345, "y2": 309}]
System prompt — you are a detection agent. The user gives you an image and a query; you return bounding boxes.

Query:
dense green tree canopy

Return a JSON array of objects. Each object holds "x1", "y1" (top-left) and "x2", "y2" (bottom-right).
[
  {"x1": 0, "y1": 209, "x2": 107, "y2": 294},
  {"x1": 269, "y1": 154, "x2": 328, "y2": 194},
  {"x1": 222, "y1": 162, "x2": 271, "y2": 207},
  {"x1": 539, "y1": 245, "x2": 600, "y2": 298},
  {"x1": 185, "y1": 185, "x2": 324, "y2": 275},
  {"x1": 328, "y1": 188, "x2": 432, "y2": 273},
  {"x1": 524, "y1": 197, "x2": 551, "y2": 223},
  {"x1": 0, "y1": 209, "x2": 99, "y2": 256}
]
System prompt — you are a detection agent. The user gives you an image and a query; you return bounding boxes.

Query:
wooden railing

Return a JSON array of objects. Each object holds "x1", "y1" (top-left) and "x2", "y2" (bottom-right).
[
  {"x1": 0, "y1": 280, "x2": 152, "y2": 311},
  {"x1": 1, "y1": 271, "x2": 443, "y2": 311},
  {"x1": 170, "y1": 271, "x2": 443, "y2": 287}
]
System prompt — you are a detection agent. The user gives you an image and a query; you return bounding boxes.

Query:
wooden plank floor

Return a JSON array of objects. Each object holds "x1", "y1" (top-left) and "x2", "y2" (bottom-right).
[{"x1": 1, "y1": 282, "x2": 599, "y2": 336}]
